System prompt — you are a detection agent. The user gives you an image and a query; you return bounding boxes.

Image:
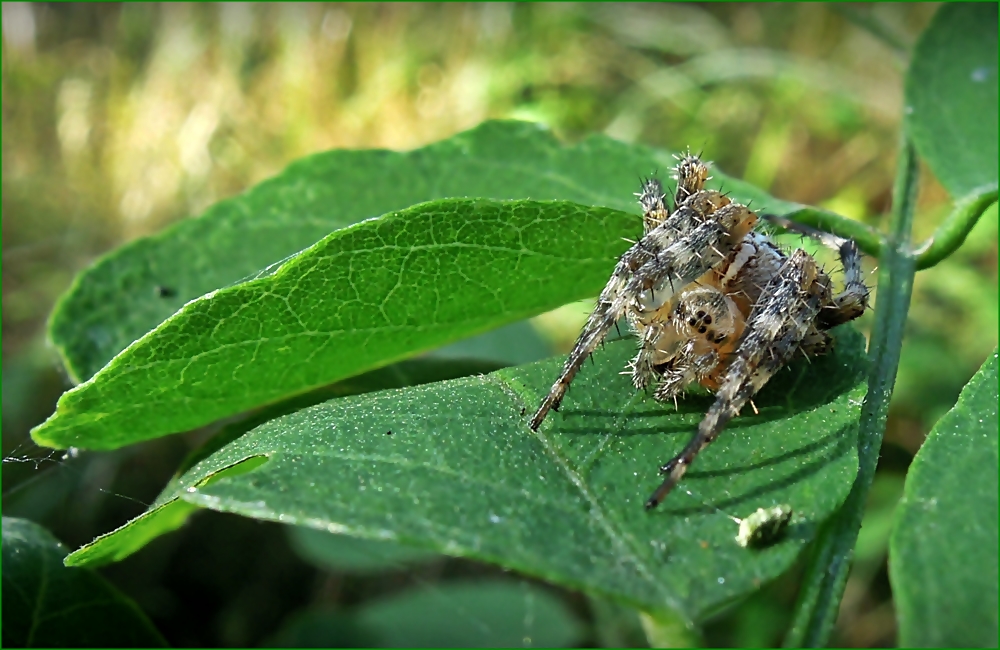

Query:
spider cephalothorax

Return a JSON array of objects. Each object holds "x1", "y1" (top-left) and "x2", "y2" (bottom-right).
[{"x1": 528, "y1": 152, "x2": 869, "y2": 509}]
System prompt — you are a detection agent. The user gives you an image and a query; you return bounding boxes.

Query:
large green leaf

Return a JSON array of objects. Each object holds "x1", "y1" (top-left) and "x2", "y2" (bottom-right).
[
  {"x1": 288, "y1": 525, "x2": 439, "y2": 574},
  {"x1": 35, "y1": 122, "x2": 798, "y2": 453},
  {"x1": 32, "y1": 199, "x2": 632, "y2": 451},
  {"x1": 63, "y1": 357, "x2": 504, "y2": 568},
  {"x1": 889, "y1": 350, "x2": 998, "y2": 647},
  {"x1": 71, "y1": 329, "x2": 866, "y2": 620},
  {"x1": 1, "y1": 517, "x2": 166, "y2": 648},
  {"x1": 905, "y1": 4, "x2": 998, "y2": 198},
  {"x1": 263, "y1": 580, "x2": 583, "y2": 648},
  {"x1": 353, "y1": 580, "x2": 584, "y2": 647},
  {"x1": 49, "y1": 120, "x2": 792, "y2": 386}
]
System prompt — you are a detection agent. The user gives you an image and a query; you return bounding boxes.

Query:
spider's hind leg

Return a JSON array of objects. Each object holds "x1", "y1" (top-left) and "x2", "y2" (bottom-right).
[
  {"x1": 820, "y1": 238, "x2": 869, "y2": 329},
  {"x1": 760, "y1": 214, "x2": 870, "y2": 329}
]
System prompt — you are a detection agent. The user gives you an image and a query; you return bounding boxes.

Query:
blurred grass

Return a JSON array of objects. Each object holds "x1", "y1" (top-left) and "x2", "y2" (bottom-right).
[{"x1": 3, "y1": 3, "x2": 994, "y2": 647}]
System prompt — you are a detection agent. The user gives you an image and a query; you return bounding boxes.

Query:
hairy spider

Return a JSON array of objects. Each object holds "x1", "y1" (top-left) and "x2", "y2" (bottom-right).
[{"x1": 527, "y1": 152, "x2": 869, "y2": 510}]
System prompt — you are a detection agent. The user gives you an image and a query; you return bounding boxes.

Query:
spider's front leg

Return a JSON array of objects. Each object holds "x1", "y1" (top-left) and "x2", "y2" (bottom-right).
[
  {"x1": 528, "y1": 260, "x2": 638, "y2": 431},
  {"x1": 636, "y1": 150, "x2": 712, "y2": 234},
  {"x1": 628, "y1": 324, "x2": 663, "y2": 392},
  {"x1": 645, "y1": 249, "x2": 826, "y2": 509},
  {"x1": 629, "y1": 155, "x2": 714, "y2": 383},
  {"x1": 529, "y1": 195, "x2": 752, "y2": 432},
  {"x1": 529, "y1": 154, "x2": 746, "y2": 433}
]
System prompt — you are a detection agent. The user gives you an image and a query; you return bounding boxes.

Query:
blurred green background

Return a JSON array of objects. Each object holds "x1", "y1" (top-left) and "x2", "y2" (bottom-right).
[{"x1": 2, "y1": 3, "x2": 996, "y2": 647}]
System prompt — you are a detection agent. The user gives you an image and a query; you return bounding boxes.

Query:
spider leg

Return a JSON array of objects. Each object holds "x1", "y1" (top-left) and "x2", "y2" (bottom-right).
[
  {"x1": 673, "y1": 150, "x2": 711, "y2": 207},
  {"x1": 625, "y1": 201, "x2": 759, "y2": 309},
  {"x1": 798, "y1": 326, "x2": 832, "y2": 357},
  {"x1": 636, "y1": 178, "x2": 670, "y2": 235},
  {"x1": 653, "y1": 342, "x2": 719, "y2": 403},
  {"x1": 645, "y1": 249, "x2": 825, "y2": 509},
  {"x1": 818, "y1": 238, "x2": 869, "y2": 329},
  {"x1": 760, "y1": 214, "x2": 869, "y2": 329},
  {"x1": 629, "y1": 324, "x2": 662, "y2": 391},
  {"x1": 528, "y1": 228, "x2": 672, "y2": 430},
  {"x1": 528, "y1": 268, "x2": 633, "y2": 431},
  {"x1": 637, "y1": 152, "x2": 710, "y2": 234}
]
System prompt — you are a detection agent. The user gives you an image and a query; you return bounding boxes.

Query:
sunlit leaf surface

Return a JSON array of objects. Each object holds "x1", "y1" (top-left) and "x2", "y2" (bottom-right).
[
  {"x1": 34, "y1": 199, "x2": 635, "y2": 450},
  {"x1": 63, "y1": 357, "x2": 504, "y2": 568}
]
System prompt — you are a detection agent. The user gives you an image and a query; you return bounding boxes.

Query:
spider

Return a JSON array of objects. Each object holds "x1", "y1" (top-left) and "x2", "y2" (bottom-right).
[{"x1": 527, "y1": 152, "x2": 869, "y2": 510}]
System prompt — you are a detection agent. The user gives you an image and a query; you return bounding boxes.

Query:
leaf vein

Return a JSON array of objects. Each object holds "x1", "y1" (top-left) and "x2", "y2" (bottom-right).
[{"x1": 484, "y1": 372, "x2": 682, "y2": 613}]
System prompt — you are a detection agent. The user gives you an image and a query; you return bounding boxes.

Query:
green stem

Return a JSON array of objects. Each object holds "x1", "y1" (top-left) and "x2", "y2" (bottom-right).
[
  {"x1": 914, "y1": 185, "x2": 999, "y2": 270},
  {"x1": 784, "y1": 137, "x2": 920, "y2": 647},
  {"x1": 639, "y1": 609, "x2": 702, "y2": 648},
  {"x1": 773, "y1": 206, "x2": 885, "y2": 260},
  {"x1": 833, "y1": 6, "x2": 911, "y2": 57}
]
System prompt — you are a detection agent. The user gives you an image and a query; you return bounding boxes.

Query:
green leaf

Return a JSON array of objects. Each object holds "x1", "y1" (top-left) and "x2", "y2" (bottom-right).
[
  {"x1": 260, "y1": 609, "x2": 378, "y2": 648},
  {"x1": 889, "y1": 350, "x2": 998, "y2": 647},
  {"x1": 905, "y1": 4, "x2": 999, "y2": 197},
  {"x1": 1, "y1": 517, "x2": 167, "y2": 648},
  {"x1": 50, "y1": 120, "x2": 794, "y2": 386},
  {"x1": 33, "y1": 199, "x2": 632, "y2": 451},
  {"x1": 433, "y1": 319, "x2": 552, "y2": 366},
  {"x1": 588, "y1": 596, "x2": 653, "y2": 648},
  {"x1": 64, "y1": 357, "x2": 502, "y2": 568},
  {"x1": 288, "y1": 525, "x2": 439, "y2": 574},
  {"x1": 61, "y1": 457, "x2": 267, "y2": 569},
  {"x1": 78, "y1": 328, "x2": 866, "y2": 620},
  {"x1": 354, "y1": 580, "x2": 584, "y2": 647},
  {"x1": 36, "y1": 122, "x2": 798, "y2": 454},
  {"x1": 262, "y1": 580, "x2": 583, "y2": 648}
]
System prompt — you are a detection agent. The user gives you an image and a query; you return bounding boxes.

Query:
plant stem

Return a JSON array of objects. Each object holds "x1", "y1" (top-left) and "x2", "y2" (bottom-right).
[
  {"x1": 773, "y1": 207, "x2": 885, "y2": 260},
  {"x1": 639, "y1": 609, "x2": 702, "y2": 648},
  {"x1": 784, "y1": 137, "x2": 920, "y2": 647},
  {"x1": 914, "y1": 184, "x2": 999, "y2": 270},
  {"x1": 833, "y1": 5, "x2": 911, "y2": 58}
]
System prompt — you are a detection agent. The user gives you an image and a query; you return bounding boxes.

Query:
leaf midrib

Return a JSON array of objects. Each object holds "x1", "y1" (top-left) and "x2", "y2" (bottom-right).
[
  {"x1": 26, "y1": 534, "x2": 51, "y2": 647},
  {"x1": 485, "y1": 372, "x2": 683, "y2": 616}
]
